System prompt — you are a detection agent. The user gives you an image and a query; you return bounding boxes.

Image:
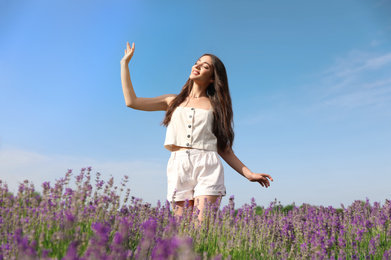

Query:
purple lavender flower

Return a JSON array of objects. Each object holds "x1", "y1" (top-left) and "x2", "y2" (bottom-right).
[
  {"x1": 65, "y1": 210, "x2": 75, "y2": 223},
  {"x1": 63, "y1": 241, "x2": 78, "y2": 260},
  {"x1": 113, "y1": 232, "x2": 123, "y2": 245},
  {"x1": 91, "y1": 221, "x2": 111, "y2": 245},
  {"x1": 2, "y1": 168, "x2": 391, "y2": 259}
]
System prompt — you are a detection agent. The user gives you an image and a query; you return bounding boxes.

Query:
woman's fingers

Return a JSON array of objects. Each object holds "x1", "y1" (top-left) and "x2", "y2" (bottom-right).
[
  {"x1": 122, "y1": 42, "x2": 135, "y2": 62},
  {"x1": 248, "y1": 173, "x2": 272, "y2": 188},
  {"x1": 121, "y1": 42, "x2": 135, "y2": 64},
  {"x1": 255, "y1": 174, "x2": 272, "y2": 188},
  {"x1": 126, "y1": 42, "x2": 135, "y2": 51},
  {"x1": 126, "y1": 43, "x2": 135, "y2": 56}
]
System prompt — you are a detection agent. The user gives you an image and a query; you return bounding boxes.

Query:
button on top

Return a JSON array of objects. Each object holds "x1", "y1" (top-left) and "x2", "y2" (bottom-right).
[
  {"x1": 189, "y1": 115, "x2": 192, "y2": 118},
  {"x1": 188, "y1": 125, "x2": 191, "y2": 128},
  {"x1": 191, "y1": 108, "x2": 195, "y2": 110},
  {"x1": 186, "y1": 143, "x2": 190, "y2": 146},
  {"x1": 187, "y1": 135, "x2": 190, "y2": 138}
]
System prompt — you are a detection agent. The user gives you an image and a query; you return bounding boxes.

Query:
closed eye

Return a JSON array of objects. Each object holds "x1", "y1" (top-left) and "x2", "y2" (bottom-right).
[{"x1": 195, "y1": 60, "x2": 210, "y2": 69}]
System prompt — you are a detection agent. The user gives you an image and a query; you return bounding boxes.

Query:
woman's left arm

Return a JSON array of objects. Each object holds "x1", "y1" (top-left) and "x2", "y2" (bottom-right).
[{"x1": 218, "y1": 148, "x2": 273, "y2": 188}]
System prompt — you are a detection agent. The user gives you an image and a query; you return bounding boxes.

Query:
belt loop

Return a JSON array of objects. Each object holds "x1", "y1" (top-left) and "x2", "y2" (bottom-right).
[{"x1": 172, "y1": 151, "x2": 176, "y2": 160}]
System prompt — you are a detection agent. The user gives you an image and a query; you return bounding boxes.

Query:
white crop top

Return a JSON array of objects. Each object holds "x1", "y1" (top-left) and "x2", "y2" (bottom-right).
[{"x1": 164, "y1": 106, "x2": 217, "y2": 152}]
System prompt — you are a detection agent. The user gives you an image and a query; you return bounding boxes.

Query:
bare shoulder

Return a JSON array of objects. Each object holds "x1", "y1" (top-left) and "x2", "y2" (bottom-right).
[{"x1": 164, "y1": 94, "x2": 177, "y2": 105}]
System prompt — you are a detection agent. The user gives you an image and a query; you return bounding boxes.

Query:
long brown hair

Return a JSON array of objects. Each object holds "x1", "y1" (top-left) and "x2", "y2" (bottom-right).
[{"x1": 162, "y1": 54, "x2": 234, "y2": 151}]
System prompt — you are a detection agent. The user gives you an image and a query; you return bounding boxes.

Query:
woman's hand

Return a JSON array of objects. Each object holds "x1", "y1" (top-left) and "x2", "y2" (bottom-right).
[
  {"x1": 218, "y1": 148, "x2": 274, "y2": 189},
  {"x1": 121, "y1": 42, "x2": 135, "y2": 65},
  {"x1": 248, "y1": 173, "x2": 273, "y2": 188}
]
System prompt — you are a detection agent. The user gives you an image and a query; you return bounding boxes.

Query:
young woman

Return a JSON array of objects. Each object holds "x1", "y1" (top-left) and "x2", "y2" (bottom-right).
[{"x1": 121, "y1": 42, "x2": 273, "y2": 218}]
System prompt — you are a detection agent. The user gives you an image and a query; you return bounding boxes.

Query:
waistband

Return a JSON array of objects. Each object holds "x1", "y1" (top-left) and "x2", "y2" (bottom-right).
[{"x1": 170, "y1": 149, "x2": 216, "y2": 159}]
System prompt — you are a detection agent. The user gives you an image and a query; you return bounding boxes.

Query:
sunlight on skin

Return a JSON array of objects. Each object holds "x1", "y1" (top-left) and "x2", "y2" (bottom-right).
[
  {"x1": 173, "y1": 195, "x2": 220, "y2": 222},
  {"x1": 173, "y1": 200, "x2": 194, "y2": 218}
]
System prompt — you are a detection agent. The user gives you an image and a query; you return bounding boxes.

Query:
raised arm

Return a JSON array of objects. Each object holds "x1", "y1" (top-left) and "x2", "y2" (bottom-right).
[
  {"x1": 120, "y1": 42, "x2": 176, "y2": 111},
  {"x1": 218, "y1": 148, "x2": 273, "y2": 188}
]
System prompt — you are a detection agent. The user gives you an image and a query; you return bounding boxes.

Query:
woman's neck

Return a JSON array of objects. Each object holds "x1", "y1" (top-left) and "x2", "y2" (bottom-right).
[{"x1": 189, "y1": 82, "x2": 208, "y2": 98}]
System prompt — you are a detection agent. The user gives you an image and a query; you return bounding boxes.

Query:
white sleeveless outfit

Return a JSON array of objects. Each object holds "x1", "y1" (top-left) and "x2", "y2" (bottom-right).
[
  {"x1": 164, "y1": 106, "x2": 226, "y2": 202},
  {"x1": 164, "y1": 106, "x2": 217, "y2": 151}
]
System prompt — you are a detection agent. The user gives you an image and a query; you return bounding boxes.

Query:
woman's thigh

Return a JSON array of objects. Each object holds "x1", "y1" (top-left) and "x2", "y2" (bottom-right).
[
  {"x1": 194, "y1": 195, "x2": 220, "y2": 216},
  {"x1": 172, "y1": 200, "x2": 194, "y2": 217}
]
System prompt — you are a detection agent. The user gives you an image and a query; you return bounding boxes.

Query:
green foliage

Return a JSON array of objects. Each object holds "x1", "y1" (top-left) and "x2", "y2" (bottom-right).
[{"x1": 1, "y1": 170, "x2": 390, "y2": 259}]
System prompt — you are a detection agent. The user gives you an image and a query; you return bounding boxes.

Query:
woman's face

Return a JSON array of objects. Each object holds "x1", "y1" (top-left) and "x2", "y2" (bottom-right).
[{"x1": 189, "y1": 55, "x2": 214, "y2": 84}]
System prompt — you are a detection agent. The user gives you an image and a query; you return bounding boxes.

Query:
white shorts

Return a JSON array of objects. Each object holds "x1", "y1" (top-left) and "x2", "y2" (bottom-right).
[{"x1": 166, "y1": 149, "x2": 226, "y2": 202}]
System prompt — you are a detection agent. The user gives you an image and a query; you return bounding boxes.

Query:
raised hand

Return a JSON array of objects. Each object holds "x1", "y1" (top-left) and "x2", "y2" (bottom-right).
[
  {"x1": 121, "y1": 42, "x2": 135, "y2": 64},
  {"x1": 249, "y1": 173, "x2": 273, "y2": 188}
]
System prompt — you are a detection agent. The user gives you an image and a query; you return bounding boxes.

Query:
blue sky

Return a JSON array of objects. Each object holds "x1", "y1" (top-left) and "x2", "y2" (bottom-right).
[{"x1": 1, "y1": 0, "x2": 391, "y2": 208}]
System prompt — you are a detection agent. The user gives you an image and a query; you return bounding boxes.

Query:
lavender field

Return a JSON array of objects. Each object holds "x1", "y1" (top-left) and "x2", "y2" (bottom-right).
[{"x1": 1, "y1": 168, "x2": 390, "y2": 259}]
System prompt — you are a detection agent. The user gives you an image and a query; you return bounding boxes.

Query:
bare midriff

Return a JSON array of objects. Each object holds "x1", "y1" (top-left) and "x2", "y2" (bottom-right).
[{"x1": 170, "y1": 145, "x2": 192, "y2": 152}]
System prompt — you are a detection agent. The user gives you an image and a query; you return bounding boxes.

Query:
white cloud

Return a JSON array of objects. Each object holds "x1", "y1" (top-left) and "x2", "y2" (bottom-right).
[
  {"x1": 323, "y1": 51, "x2": 391, "y2": 78},
  {"x1": 362, "y1": 52, "x2": 391, "y2": 71},
  {"x1": 313, "y1": 50, "x2": 391, "y2": 111},
  {"x1": 362, "y1": 78, "x2": 391, "y2": 89},
  {"x1": 322, "y1": 81, "x2": 391, "y2": 109},
  {"x1": 239, "y1": 49, "x2": 391, "y2": 126},
  {"x1": 370, "y1": 40, "x2": 381, "y2": 47}
]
